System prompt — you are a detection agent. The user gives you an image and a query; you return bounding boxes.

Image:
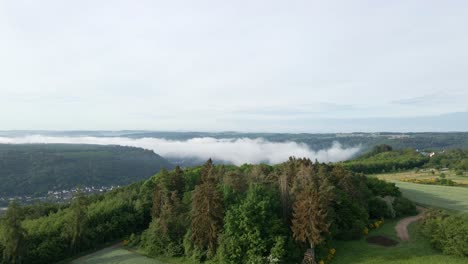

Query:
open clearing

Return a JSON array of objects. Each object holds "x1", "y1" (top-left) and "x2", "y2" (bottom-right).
[
  {"x1": 332, "y1": 219, "x2": 467, "y2": 264},
  {"x1": 70, "y1": 246, "x2": 164, "y2": 264}
]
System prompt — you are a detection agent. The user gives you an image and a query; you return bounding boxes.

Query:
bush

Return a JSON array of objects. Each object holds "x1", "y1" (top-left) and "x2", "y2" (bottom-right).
[
  {"x1": 393, "y1": 197, "x2": 417, "y2": 217},
  {"x1": 420, "y1": 211, "x2": 468, "y2": 257},
  {"x1": 128, "y1": 233, "x2": 140, "y2": 247},
  {"x1": 368, "y1": 198, "x2": 390, "y2": 219},
  {"x1": 331, "y1": 191, "x2": 369, "y2": 240},
  {"x1": 366, "y1": 177, "x2": 401, "y2": 197}
]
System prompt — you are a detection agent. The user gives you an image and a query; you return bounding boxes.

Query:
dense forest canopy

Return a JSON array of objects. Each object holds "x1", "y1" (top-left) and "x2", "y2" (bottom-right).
[
  {"x1": 0, "y1": 144, "x2": 173, "y2": 197},
  {"x1": 0, "y1": 159, "x2": 420, "y2": 264}
]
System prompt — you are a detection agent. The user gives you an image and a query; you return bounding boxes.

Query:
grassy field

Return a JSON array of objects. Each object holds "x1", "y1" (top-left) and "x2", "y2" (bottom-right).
[
  {"x1": 375, "y1": 170, "x2": 468, "y2": 185},
  {"x1": 373, "y1": 171, "x2": 468, "y2": 212},
  {"x1": 394, "y1": 182, "x2": 468, "y2": 212},
  {"x1": 70, "y1": 246, "x2": 165, "y2": 264},
  {"x1": 331, "y1": 219, "x2": 466, "y2": 264}
]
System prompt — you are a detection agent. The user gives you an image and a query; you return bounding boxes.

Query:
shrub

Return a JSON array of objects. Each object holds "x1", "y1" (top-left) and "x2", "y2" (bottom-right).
[
  {"x1": 420, "y1": 211, "x2": 468, "y2": 257},
  {"x1": 128, "y1": 233, "x2": 140, "y2": 247},
  {"x1": 393, "y1": 197, "x2": 417, "y2": 217},
  {"x1": 366, "y1": 177, "x2": 401, "y2": 197},
  {"x1": 368, "y1": 198, "x2": 390, "y2": 219},
  {"x1": 331, "y1": 191, "x2": 369, "y2": 240},
  {"x1": 363, "y1": 227, "x2": 369, "y2": 236}
]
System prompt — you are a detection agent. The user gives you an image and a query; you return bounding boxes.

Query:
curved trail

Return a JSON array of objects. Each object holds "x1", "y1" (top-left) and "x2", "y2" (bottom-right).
[{"x1": 395, "y1": 206, "x2": 426, "y2": 241}]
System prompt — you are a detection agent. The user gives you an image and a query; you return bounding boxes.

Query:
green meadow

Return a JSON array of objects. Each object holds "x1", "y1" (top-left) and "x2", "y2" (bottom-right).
[
  {"x1": 395, "y1": 182, "x2": 468, "y2": 212},
  {"x1": 70, "y1": 246, "x2": 163, "y2": 264},
  {"x1": 373, "y1": 173, "x2": 468, "y2": 212},
  {"x1": 332, "y1": 219, "x2": 466, "y2": 264}
]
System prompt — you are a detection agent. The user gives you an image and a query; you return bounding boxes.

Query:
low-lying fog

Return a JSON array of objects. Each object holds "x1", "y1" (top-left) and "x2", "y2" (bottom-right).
[{"x1": 0, "y1": 136, "x2": 361, "y2": 165}]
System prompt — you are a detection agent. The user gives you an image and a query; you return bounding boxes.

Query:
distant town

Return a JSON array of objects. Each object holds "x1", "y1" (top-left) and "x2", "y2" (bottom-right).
[{"x1": 0, "y1": 185, "x2": 120, "y2": 208}]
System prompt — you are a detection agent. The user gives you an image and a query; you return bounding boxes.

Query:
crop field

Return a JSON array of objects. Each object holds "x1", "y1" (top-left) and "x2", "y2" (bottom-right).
[
  {"x1": 332, "y1": 220, "x2": 467, "y2": 264},
  {"x1": 70, "y1": 246, "x2": 164, "y2": 264}
]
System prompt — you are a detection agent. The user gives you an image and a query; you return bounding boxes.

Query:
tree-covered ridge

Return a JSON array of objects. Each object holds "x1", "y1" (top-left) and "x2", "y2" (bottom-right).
[
  {"x1": 343, "y1": 148, "x2": 429, "y2": 174},
  {"x1": 0, "y1": 144, "x2": 173, "y2": 196},
  {"x1": 342, "y1": 145, "x2": 468, "y2": 174},
  {"x1": 426, "y1": 149, "x2": 468, "y2": 171},
  {"x1": 0, "y1": 159, "x2": 415, "y2": 264},
  {"x1": 0, "y1": 181, "x2": 153, "y2": 264}
]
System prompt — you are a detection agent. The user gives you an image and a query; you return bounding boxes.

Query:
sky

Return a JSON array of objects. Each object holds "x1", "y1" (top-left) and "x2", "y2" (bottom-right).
[{"x1": 1, "y1": 0, "x2": 467, "y2": 132}]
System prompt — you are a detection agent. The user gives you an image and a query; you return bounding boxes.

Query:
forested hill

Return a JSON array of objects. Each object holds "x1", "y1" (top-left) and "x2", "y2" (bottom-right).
[
  {"x1": 342, "y1": 145, "x2": 468, "y2": 174},
  {"x1": 0, "y1": 144, "x2": 173, "y2": 196}
]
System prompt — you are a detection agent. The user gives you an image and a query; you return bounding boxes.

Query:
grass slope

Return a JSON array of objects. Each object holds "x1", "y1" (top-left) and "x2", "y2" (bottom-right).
[
  {"x1": 70, "y1": 246, "x2": 164, "y2": 264},
  {"x1": 394, "y1": 182, "x2": 468, "y2": 212},
  {"x1": 332, "y1": 219, "x2": 466, "y2": 264}
]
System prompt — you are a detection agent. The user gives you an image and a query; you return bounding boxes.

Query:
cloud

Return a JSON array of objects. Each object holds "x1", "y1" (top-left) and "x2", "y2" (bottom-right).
[
  {"x1": 390, "y1": 92, "x2": 468, "y2": 106},
  {"x1": 0, "y1": 136, "x2": 361, "y2": 165}
]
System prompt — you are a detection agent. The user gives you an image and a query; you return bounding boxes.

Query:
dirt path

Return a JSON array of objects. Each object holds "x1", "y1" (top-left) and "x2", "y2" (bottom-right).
[{"x1": 395, "y1": 206, "x2": 426, "y2": 241}]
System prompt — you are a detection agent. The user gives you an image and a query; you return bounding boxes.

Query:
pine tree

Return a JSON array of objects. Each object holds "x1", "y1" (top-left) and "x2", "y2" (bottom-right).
[
  {"x1": 278, "y1": 158, "x2": 297, "y2": 223},
  {"x1": 159, "y1": 191, "x2": 185, "y2": 234},
  {"x1": 201, "y1": 158, "x2": 214, "y2": 182},
  {"x1": 190, "y1": 179, "x2": 224, "y2": 257},
  {"x1": 152, "y1": 184, "x2": 164, "y2": 218},
  {"x1": 1, "y1": 201, "x2": 26, "y2": 264},
  {"x1": 291, "y1": 165, "x2": 334, "y2": 263},
  {"x1": 223, "y1": 170, "x2": 247, "y2": 193},
  {"x1": 152, "y1": 167, "x2": 186, "y2": 218},
  {"x1": 291, "y1": 161, "x2": 315, "y2": 195},
  {"x1": 171, "y1": 166, "x2": 186, "y2": 196}
]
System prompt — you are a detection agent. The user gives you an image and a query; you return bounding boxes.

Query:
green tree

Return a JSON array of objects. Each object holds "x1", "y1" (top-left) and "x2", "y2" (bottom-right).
[
  {"x1": 144, "y1": 166, "x2": 189, "y2": 257},
  {"x1": 278, "y1": 158, "x2": 298, "y2": 224},
  {"x1": 219, "y1": 184, "x2": 287, "y2": 264},
  {"x1": 143, "y1": 190, "x2": 187, "y2": 256},
  {"x1": 1, "y1": 201, "x2": 26, "y2": 264},
  {"x1": 190, "y1": 178, "x2": 224, "y2": 258},
  {"x1": 66, "y1": 190, "x2": 88, "y2": 253}
]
